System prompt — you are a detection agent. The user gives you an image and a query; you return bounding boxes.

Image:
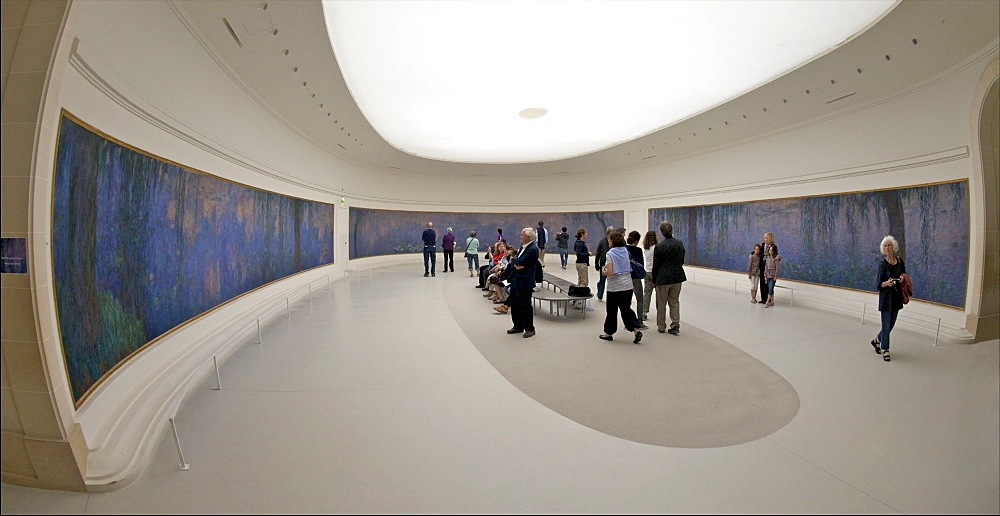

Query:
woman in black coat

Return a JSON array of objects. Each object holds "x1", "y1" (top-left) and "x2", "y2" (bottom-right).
[{"x1": 871, "y1": 235, "x2": 906, "y2": 362}]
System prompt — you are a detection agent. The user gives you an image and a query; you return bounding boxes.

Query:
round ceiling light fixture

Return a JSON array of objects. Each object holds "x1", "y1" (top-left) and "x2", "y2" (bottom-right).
[{"x1": 519, "y1": 107, "x2": 548, "y2": 119}]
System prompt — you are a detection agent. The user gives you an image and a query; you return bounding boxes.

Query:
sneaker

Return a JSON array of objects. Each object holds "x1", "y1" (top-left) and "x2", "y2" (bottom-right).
[
  {"x1": 657, "y1": 328, "x2": 666, "y2": 333},
  {"x1": 423, "y1": 272, "x2": 429, "y2": 277},
  {"x1": 523, "y1": 330, "x2": 535, "y2": 338},
  {"x1": 431, "y1": 273, "x2": 436, "y2": 277},
  {"x1": 638, "y1": 324, "x2": 649, "y2": 330},
  {"x1": 667, "y1": 327, "x2": 680, "y2": 335}
]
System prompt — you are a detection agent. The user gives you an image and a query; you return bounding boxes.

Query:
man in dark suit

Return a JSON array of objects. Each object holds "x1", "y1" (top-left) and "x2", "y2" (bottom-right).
[
  {"x1": 507, "y1": 227, "x2": 539, "y2": 338},
  {"x1": 422, "y1": 222, "x2": 437, "y2": 277},
  {"x1": 651, "y1": 221, "x2": 687, "y2": 335}
]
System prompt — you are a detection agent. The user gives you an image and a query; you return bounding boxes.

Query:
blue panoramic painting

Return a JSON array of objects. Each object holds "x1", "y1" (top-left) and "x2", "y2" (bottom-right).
[
  {"x1": 349, "y1": 209, "x2": 624, "y2": 259},
  {"x1": 649, "y1": 181, "x2": 969, "y2": 308},
  {"x1": 53, "y1": 114, "x2": 335, "y2": 404}
]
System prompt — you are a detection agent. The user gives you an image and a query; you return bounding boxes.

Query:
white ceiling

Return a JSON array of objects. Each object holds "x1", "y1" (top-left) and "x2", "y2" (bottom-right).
[{"x1": 176, "y1": 0, "x2": 999, "y2": 179}]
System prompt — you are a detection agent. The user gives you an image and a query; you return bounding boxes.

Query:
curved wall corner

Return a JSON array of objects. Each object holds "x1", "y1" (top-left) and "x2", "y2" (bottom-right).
[
  {"x1": 1, "y1": 0, "x2": 87, "y2": 492},
  {"x1": 967, "y1": 59, "x2": 999, "y2": 341},
  {"x1": 4, "y1": 0, "x2": 350, "y2": 492}
]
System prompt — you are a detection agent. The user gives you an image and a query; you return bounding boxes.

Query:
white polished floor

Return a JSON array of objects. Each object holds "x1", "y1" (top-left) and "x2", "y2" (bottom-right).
[{"x1": 3, "y1": 264, "x2": 998, "y2": 514}]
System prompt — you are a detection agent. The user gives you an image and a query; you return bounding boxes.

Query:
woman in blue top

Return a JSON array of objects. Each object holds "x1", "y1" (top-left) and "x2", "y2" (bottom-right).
[
  {"x1": 871, "y1": 235, "x2": 906, "y2": 362},
  {"x1": 598, "y1": 230, "x2": 643, "y2": 344}
]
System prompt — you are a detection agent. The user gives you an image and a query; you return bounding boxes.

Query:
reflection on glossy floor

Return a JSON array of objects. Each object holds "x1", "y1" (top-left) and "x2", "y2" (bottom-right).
[{"x1": 3, "y1": 264, "x2": 998, "y2": 514}]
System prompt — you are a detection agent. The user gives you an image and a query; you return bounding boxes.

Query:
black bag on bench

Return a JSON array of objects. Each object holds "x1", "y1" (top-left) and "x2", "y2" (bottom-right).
[{"x1": 568, "y1": 285, "x2": 591, "y2": 297}]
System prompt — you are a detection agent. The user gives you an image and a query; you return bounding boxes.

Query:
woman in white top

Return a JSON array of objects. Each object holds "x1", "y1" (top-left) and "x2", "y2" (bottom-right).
[
  {"x1": 599, "y1": 230, "x2": 643, "y2": 344},
  {"x1": 641, "y1": 230, "x2": 657, "y2": 322}
]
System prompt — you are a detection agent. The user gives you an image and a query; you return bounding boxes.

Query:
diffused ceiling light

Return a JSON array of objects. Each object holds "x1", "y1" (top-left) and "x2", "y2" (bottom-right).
[{"x1": 322, "y1": 0, "x2": 896, "y2": 164}]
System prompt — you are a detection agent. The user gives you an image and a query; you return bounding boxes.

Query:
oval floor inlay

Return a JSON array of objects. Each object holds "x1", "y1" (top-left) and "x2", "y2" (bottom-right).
[{"x1": 446, "y1": 273, "x2": 799, "y2": 448}]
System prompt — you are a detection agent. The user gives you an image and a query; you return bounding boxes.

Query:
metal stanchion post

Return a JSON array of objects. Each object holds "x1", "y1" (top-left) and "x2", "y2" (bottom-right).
[
  {"x1": 169, "y1": 417, "x2": 190, "y2": 471},
  {"x1": 212, "y1": 356, "x2": 222, "y2": 390}
]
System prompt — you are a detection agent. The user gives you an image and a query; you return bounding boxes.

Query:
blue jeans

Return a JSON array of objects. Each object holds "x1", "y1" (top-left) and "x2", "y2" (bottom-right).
[
  {"x1": 559, "y1": 248, "x2": 569, "y2": 267},
  {"x1": 423, "y1": 246, "x2": 436, "y2": 273},
  {"x1": 878, "y1": 309, "x2": 899, "y2": 351},
  {"x1": 466, "y1": 253, "x2": 479, "y2": 271},
  {"x1": 766, "y1": 278, "x2": 776, "y2": 296},
  {"x1": 597, "y1": 271, "x2": 608, "y2": 299}
]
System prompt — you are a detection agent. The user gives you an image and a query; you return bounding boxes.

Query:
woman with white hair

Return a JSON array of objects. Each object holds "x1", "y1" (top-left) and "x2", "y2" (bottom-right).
[
  {"x1": 441, "y1": 227, "x2": 456, "y2": 273},
  {"x1": 872, "y1": 235, "x2": 906, "y2": 362}
]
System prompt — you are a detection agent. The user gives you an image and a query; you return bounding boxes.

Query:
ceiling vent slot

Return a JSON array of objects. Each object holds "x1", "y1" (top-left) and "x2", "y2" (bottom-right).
[
  {"x1": 825, "y1": 92, "x2": 857, "y2": 104},
  {"x1": 222, "y1": 18, "x2": 242, "y2": 48}
]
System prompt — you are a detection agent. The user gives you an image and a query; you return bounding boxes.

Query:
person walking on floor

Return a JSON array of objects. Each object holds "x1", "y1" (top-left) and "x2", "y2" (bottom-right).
[
  {"x1": 641, "y1": 230, "x2": 657, "y2": 322},
  {"x1": 464, "y1": 230, "x2": 481, "y2": 277},
  {"x1": 442, "y1": 227, "x2": 456, "y2": 273},
  {"x1": 871, "y1": 235, "x2": 907, "y2": 362},
  {"x1": 594, "y1": 226, "x2": 614, "y2": 301},
  {"x1": 748, "y1": 244, "x2": 762, "y2": 303},
  {"x1": 422, "y1": 222, "x2": 437, "y2": 277},
  {"x1": 651, "y1": 221, "x2": 686, "y2": 335},
  {"x1": 758, "y1": 232, "x2": 776, "y2": 303},
  {"x1": 507, "y1": 227, "x2": 539, "y2": 338},
  {"x1": 555, "y1": 226, "x2": 570, "y2": 269},
  {"x1": 763, "y1": 244, "x2": 781, "y2": 307},
  {"x1": 626, "y1": 230, "x2": 648, "y2": 330},
  {"x1": 599, "y1": 230, "x2": 643, "y2": 344},
  {"x1": 535, "y1": 221, "x2": 549, "y2": 268},
  {"x1": 574, "y1": 228, "x2": 592, "y2": 287}
]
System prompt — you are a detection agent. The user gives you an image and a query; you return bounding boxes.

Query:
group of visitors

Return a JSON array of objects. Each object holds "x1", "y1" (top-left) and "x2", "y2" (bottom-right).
[
  {"x1": 747, "y1": 232, "x2": 780, "y2": 307},
  {"x1": 425, "y1": 220, "x2": 908, "y2": 362},
  {"x1": 589, "y1": 222, "x2": 687, "y2": 342},
  {"x1": 743, "y1": 231, "x2": 907, "y2": 361},
  {"x1": 532, "y1": 221, "x2": 572, "y2": 271}
]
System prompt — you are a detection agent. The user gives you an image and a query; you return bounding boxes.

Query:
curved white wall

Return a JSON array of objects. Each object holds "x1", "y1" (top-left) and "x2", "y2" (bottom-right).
[{"x1": 26, "y1": 0, "x2": 997, "y2": 490}]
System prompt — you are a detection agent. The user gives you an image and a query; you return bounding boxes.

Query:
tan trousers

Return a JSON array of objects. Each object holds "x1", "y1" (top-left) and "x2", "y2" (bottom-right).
[
  {"x1": 655, "y1": 282, "x2": 682, "y2": 331},
  {"x1": 575, "y1": 263, "x2": 590, "y2": 287}
]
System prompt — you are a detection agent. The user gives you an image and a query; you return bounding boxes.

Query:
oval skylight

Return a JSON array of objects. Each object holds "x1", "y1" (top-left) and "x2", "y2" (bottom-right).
[{"x1": 323, "y1": 0, "x2": 896, "y2": 164}]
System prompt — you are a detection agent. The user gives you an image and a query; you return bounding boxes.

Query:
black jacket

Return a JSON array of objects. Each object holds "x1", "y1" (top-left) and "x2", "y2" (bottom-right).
[{"x1": 651, "y1": 237, "x2": 687, "y2": 285}]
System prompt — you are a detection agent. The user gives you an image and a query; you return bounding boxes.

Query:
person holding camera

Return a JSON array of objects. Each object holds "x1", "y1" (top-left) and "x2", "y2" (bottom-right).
[{"x1": 872, "y1": 235, "x2": 906, "y2": 362}]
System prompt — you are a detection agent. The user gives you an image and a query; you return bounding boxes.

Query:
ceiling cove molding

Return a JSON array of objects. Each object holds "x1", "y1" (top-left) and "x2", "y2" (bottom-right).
[
  {"x1": 62, "y1": 44, "x2": 972, "y2": 209},
  {"x1": 602, "y1": 42, "x2": 999, "y2": 179},
  {"x1": 631, "y1": 146, "x2": 971, "y2": 206},
  {"x1": 336, "y1": 146, "x2": 969, "y2": 210},
  {"x1": 164, "y1": 0, "x2": 376, "y2": 172},
  {"x1": 67, "y1": 37, "x2": 342, "y2": 200}
]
